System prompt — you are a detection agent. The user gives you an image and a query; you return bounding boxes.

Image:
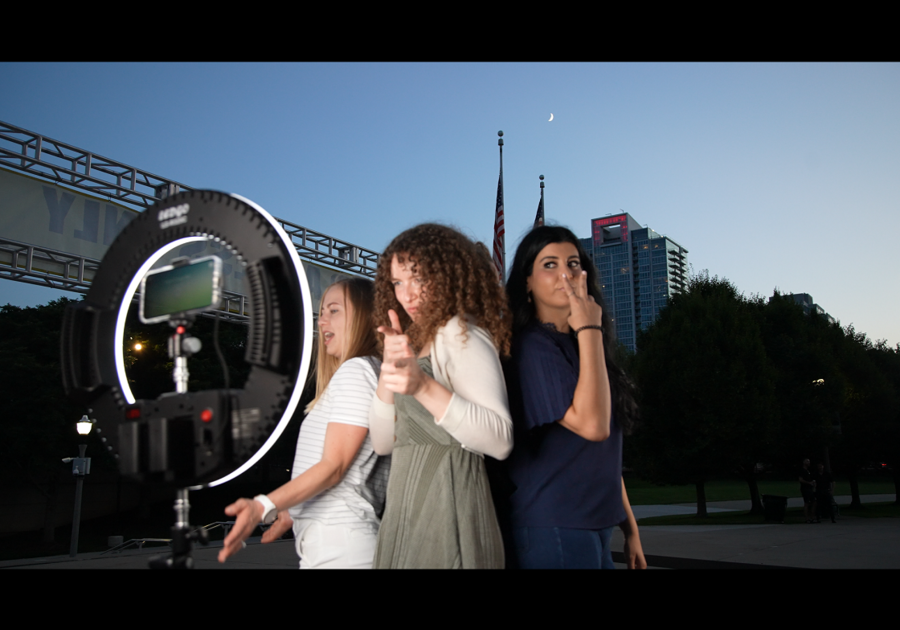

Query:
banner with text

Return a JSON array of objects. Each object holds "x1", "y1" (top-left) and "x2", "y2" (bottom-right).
[{"x1": 0, "y1": 167, "x2": 358, "y2": 307}]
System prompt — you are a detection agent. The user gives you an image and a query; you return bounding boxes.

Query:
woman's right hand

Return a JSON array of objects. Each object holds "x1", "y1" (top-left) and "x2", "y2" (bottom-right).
[
  {"x1": 563, "y1": 270, "x2": 603, "y2": 333},
  {"x1": 378, "y1": 309, "x2": 415, "y2": 364},
  {"x1": 557, "y1": 269, "x2": 611, "y2": 442},
  {"x1": 261, "y1": 510, "x2": 293, "y2": 543},
  {"x1": 378, "y1": 309, "x2": 428, "y2": 397},
  {"x1": 218, "y1": 497, "x2": 264, "y2": 563}
]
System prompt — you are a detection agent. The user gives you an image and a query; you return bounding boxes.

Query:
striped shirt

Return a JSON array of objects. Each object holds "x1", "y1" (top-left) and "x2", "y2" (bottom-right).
[{"x1": 288, "y1": 357, "x2": 390, "y2": 529}]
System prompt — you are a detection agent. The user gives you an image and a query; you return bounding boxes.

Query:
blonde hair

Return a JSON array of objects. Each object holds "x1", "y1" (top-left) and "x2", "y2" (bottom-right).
[{"x1": 305, "y1": 277, "x2": 379, "y2": 413}]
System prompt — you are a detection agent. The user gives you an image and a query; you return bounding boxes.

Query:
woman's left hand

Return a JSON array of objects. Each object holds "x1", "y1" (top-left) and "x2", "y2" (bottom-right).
[
  {"x1": 563, "y1": 270, "x2": 603, "y2": 333},
  {"x1": 624, "y1": 530, "x2": 648, "y2": 570},
  {"x1": 380, "y1": 353, "x2": 428, "y2": 396}
]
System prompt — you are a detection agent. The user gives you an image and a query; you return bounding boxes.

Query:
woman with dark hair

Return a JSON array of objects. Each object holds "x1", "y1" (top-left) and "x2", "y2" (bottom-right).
[
  {"x1": 503, "y1": 225, "x2": 646, "y2": 569},
  {"x1": 219, "y1": 277, "x2": 390, "y2": 568},
  {"x1": 369, "y1": 223, "x2": 512, "y2": 568}
]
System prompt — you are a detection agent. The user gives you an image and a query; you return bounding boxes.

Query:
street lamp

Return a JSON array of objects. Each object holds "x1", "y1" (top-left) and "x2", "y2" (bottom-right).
[
  {"x1": 76, "y1": 415, "x2": 93, "y2": 436},
  {"x1": 65, "y1": 415, "x2": 94, "y2": 557}
]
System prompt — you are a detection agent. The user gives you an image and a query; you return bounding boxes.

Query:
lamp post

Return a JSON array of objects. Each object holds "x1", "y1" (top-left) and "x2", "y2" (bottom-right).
[{"x1": 65, "y1": 415, "x2": 94, "y2": 557}]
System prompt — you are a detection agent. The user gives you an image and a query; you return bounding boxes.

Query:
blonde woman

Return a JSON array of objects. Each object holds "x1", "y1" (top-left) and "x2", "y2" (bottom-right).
[{"x1": 219, "y1": 277, "x2": 390, "y2": 568}]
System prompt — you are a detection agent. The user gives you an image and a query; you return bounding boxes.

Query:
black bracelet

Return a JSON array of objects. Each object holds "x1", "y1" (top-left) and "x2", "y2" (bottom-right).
[{"x1": 574, "y1": 325, "x2": 604, "y2": 337}]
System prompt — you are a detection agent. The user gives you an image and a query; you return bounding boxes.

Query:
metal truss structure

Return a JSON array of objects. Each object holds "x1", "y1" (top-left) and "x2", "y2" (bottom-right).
[
  {"x1": 0, "y1": 120, "x2": 380, "y2": 315},
  {"x1": 0, "y1": 121, "x2": 188, "y2": 209},
  {"x1": 0, "y1": 237, "x2": 252, "y2": 322}
]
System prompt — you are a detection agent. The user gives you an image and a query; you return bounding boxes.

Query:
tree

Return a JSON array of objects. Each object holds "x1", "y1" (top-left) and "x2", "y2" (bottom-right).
[
  {"x1": 831, "y1": 332, "x2": 900, "y2": 507},
  {"x1": 865, "y1": 341, "x2": 900, "y2": 505},
  {"x1": 760, "y1": 294, "x2": 845, "y2": 494},
  {"x1": 631, "y1": 273, "x2": 776, "y2": 516},
  {"x1": 0, "y1": 298, "x2": 111, "y2": 543}
]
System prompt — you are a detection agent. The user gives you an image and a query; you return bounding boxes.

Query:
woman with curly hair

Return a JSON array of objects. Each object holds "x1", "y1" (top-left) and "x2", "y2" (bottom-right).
[
  {"x1": 503, "y1": 225, "x2": 646, "y2": 569},
  {"x1": 369, "y1": 223, "x2": 512, "y2": 568}
]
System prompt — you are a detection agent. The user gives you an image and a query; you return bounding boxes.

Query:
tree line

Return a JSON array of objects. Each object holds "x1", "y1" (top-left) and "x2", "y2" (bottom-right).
[
  {"x1": 3, "y1": 283, "x2": 898, "y2": 530},
  {"x1": 627, "y1": 273, "x2": 900, "y2": 515}
]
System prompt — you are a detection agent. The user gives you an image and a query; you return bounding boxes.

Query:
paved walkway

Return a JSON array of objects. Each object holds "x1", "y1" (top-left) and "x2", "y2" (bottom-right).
[
  {"x1": 3, "y1": 494, "x2": 896, "y2": 569},
  {"x1": 617, "y1": 493, "x2": 899, "y2": 569}
]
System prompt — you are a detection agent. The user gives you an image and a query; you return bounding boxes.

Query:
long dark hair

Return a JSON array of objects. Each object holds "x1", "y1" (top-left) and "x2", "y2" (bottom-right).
[{"x1": 507, "y1": 225, "x2": 637, "y2": 433}]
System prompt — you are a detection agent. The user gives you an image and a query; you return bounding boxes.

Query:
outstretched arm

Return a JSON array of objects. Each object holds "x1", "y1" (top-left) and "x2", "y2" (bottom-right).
[
  {"x1": 218, "y1": 422, "x2": 368, "y2": 562},
  {"x1": 375, "y1": 310, "x2": 512, "y2": 459},
  {"x1": 370, "y1": 308, "x2": 411, "y2": 455},
  {"x1": 378, "y1": 308, "x2": 453, "y2": 421}
]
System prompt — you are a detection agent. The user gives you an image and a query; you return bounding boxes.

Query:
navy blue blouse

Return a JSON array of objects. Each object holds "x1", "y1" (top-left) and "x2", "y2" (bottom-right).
[{"x1": 505, "y1": 322, "x2": 625, "y2": 530}]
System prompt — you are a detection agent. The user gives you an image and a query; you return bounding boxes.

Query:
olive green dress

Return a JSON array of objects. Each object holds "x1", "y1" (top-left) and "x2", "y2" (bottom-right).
[{"x1": 374, "y1": 357, "x2": 505, "y2": 569}]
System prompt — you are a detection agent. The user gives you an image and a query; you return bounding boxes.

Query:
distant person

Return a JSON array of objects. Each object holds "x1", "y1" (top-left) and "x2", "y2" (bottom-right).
[
  {"x1": 369, "y1": 223, "x2": 513, "y2": 568},
  {"x1": 799, "y1": 458, "x2": 817, "y2": 523},
  {"x1": 815, "y1": 462, "x2": 836, "y2": 523},
  {"x1": 218, "y1": 278, "x2": 390, "y2": 568},
  {"x1": 501, "y1": 225, "x2": 646, "y2": 569}
]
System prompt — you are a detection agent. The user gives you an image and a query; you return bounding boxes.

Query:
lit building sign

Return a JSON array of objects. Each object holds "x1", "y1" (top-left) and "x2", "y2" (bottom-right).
[{"x1": 591, "y1": 214, "x2": 629, "y2": 249}]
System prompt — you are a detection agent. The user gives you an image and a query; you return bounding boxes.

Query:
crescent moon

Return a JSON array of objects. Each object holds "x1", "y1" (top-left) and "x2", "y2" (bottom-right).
[{"x1": 549, "y1": 113, "x2": 554, "y2": 121}]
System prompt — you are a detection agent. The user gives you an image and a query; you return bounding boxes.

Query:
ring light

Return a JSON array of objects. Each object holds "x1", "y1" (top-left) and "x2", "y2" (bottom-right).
[{"x1": 62, "y1": 190, "x2": 314, "y2": 488}]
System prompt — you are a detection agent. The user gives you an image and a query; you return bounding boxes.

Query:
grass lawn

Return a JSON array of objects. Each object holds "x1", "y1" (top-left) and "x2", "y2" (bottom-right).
[
  {"x1": 624, "y1": 474, "x2": 896, "y2": 506},
  {"x1": 840, "y1": 502, "x2": 900, "y2": 518}
]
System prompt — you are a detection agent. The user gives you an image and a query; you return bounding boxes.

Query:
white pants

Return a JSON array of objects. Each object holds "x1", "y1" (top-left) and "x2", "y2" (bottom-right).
[{"x1": 292, "y1": 519, "x2": 378, "y2": 569}]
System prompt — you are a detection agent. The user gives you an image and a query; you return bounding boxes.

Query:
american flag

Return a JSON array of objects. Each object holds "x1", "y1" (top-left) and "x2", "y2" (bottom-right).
[
  {"x1": 533, "y1": 193, "x2": 544, "y2": 229},
  {"x1": 492, "y1": 153, "x2": 505, "y2": 279}
]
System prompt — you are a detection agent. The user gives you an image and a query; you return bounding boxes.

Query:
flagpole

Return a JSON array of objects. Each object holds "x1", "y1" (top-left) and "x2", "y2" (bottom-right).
[
  {"x1": 492, "y1": 130, "x2": 505, "y2": 279},
  {"x1": 539, "y1": 173, "x2": 544, "y2": 222},
  {"x1": 534, "y1": 174, "x2": 545, "y2": 229}
]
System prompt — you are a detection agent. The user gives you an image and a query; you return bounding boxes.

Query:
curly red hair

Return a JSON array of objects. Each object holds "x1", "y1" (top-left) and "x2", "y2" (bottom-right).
[{"x1": 375, "y1": 224, "x2": 511, "y2": 356}]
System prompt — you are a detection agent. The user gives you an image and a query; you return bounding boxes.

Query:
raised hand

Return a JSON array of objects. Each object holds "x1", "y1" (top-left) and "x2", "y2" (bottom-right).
[
  {"x1": 378, "y1": 309, "x2": 416, "y2": 365},
  {"x1": 563, "y1": 270, "x2": 603, "y2": 333},
  {"x1": 378, "y1": 308, "x2": 427, "y2": 396},
  {"x1": 218, "y1": 497, "x2": 264, "y2": 563}
]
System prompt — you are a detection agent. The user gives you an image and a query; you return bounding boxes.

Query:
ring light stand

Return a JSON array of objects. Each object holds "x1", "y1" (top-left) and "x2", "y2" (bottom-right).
[{"x1": 61, "y1": 190, "x2": 314, "y2": 568}]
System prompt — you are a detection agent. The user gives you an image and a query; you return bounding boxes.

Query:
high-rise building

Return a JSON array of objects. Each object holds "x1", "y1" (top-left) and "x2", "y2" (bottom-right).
[
  {"x1": 580, "y1": 212, "x2": 688, "y2": 352},
  {"x1": 785, "y1": 293, "x2": 836, "y2": 325}
]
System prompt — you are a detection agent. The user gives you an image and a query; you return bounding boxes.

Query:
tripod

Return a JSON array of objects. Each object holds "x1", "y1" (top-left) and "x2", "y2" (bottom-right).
[{"x1": 149, "y1": 486, "x2": 209, "y2": 569}]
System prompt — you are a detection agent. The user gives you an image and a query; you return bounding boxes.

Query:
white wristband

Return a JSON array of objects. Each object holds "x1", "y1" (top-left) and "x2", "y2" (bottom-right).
[{"x1": 253, "y1": 494, "x2": 278, "y2": 524}]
